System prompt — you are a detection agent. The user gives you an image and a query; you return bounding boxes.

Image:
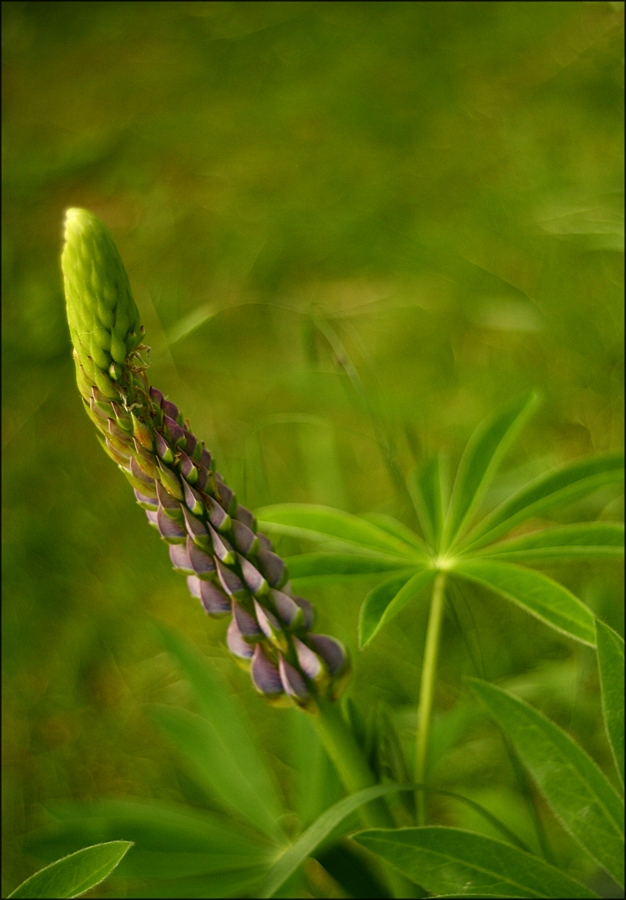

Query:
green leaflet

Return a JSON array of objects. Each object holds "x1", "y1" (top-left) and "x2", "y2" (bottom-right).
[
  {"x1": 352, "y1": 826, "x2": 598, "y2": 898},
  {"x1": 147, "y1": 704, "x2": 284, "y2": 844},
  {"x1": 285, "y1": 551, "x2": 412, "y2": 582},
  {"x1": 458, "y1": 452, "x2": 624, "y2": 553},
  {"x1": 469, "y1": 679, "x2": 625, "y2": 886},
  {"x1": 154, "y1": 625, "x2": 285, "y2": 840},
  {"x1": 452, "y1": 558, "x2": 596, "y2": 645},
  {"x1": 258, "y1": 783, "x2": 413, "y2": 898},
  {"x1": 8, "y1": 841, "x2": 133, "y2": 899},
  {"x1": 256, "y1": 504, "x2": 425, "y2": 559},
  {"x1": 473, "y1": 521, "x2": 624, "y2": 561},
  {"x1": 595, "y1": 620, "x2": 625, "y2": 789},
  {"x1": 24, "y1": 799, "x2": 273, "y2": 879},
  {"x1": 441, "y1": 392, "x2": 538, "y2": 551},
  {"x1": 359, "y1": 567, "x2": 436, "y2": 647},
  {"x1": 360, "y1": 511, "x2": 431, "y2": 553},
  {"x1": 408, "y1": 454, "x2": 448, "y2": 551}
]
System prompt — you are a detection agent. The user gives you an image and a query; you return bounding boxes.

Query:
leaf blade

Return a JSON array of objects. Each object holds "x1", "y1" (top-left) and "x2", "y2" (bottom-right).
[
  {"x1": 595, "y1": 620, "x2": 625, "y2": 789},
  {"x1": 452, "y1": 558, "x2": 596, "y2": 645},
  {"x1": 359, "y1": 567, "x2": 436, "y2": 647},
  {"x1": 469, "y1": 678, "x2": 624, "y2": 886},
  {"x1": 473, "y1": 522, "x2": 624, "y2": 561},
  {"x1": 285, "y1": 552, "x2": 413, "y2": 582},
  {"x1": 442, "y1": 392, "x2": 538, "y2": 550},
  {"x1": 352, "y1": 826, "x2": 598, "y2": 898},
  {"x1": 8, "y1": 841, "x2": 133, "y2": 899}
]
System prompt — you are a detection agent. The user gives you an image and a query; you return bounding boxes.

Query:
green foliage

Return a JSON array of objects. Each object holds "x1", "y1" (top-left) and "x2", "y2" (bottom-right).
[
  {"x1": 8, "y1": 841, "x2": 132, "y2": 899},
  {"x1": 595, "y1": 621, "x2": 625, "y2": 789}
]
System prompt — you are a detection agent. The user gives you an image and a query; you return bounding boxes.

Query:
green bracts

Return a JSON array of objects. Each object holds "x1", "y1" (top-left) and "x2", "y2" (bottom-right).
[{"x1": 62, "y1": 208, "x2": 349, "y2": 709}]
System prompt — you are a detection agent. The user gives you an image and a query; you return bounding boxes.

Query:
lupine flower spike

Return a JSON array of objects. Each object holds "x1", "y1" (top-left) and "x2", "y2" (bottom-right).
[{"x1": 62, "y1": 208, "x2": 350, "y2": 709}]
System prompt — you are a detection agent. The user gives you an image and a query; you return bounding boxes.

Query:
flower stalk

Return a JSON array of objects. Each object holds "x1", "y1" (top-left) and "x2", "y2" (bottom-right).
[{"x1": 61, "y1": 208, "x2": 350, "y2": 711}]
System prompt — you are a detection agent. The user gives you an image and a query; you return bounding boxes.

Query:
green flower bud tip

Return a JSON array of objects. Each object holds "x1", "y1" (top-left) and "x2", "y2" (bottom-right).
[{"x1": 62, "y1": 208, "x2": 140, "y2": 379}]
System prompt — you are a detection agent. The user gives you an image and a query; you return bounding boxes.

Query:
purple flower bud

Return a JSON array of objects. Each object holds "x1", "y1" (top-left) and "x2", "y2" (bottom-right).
[
  {"x1": 89, "y1": 397, "x2": 109, "y2": 421},
  {"x1": 108, "y1": 417, "x2": 131, "y2": 444},
  {"x1": 233, "y1": 505, "x2": 257, "y2": 531},
  {"x1": 307, "y1": 634, "x2": 347, "y2": 677},
  {"x1": 183, "y1": 480, "x2": 204, "y2": 516},
  {"x1": 195, "y1": 464, "x2": 209, "y2": 491},
  {"x1": 257, "y1": 550, "x2": 287, "y2": 589},
  {"x1": 205, "y1": 494, "x2": 231, "y2": 533},
  {"x1": 207, "y1": 524, "x2": 235, "y2": 564},
  {"x1": 146, "y1": 509, "x2": 159, "y2": 528},
  {"x1": 198, "y1": 580, "x2": 231, "y2": 616},
  {"x1": 103, "y1": 437, "x2": 131, "y2": 466},
  {"x1": 216, "y1": 559, "x2": 247, "y2": 599},
  {"x1": 237, "y1": 554, "x2": 267, "y2": 597},
  {"x1": 163, "y1": 414, "x2": 184, "y2": 446},
  {"x1": 200, "y1": 447, "x2": 212, "y2": 470},
  {"x1": 227, "y1": 618, "x2": 254, "y2": 661},
  {"x1": 170, "y1": 543, "x2": 194, "y2": 574},
  {"x1": 187, "y1": 537, "x2": 216, "y2": 579},
  {"x1": 278, "y1": 655, "x2": 309, "y2": 700},
  {"x1": 232, "y1": 599, "x2": 262, "y2": 638},
  {"x1": 162, "y1": 399, "x2": 179, "y2": 421},
  {"x1": 182, "y1": 507, "x2": 211, "y2": 548},
  {"x1": 269, "y1": 589, "x2": 304, "y2": 629},
  {"x1": 257, "y1": 532, "x2": 273, "y2": 552},
  {"x1": 157, "y1": 460, "x2": 184, "y2": 501},
  {"x1": 134, "y1": 488, "x2": 158, "y2": 510},
  {"x1": 251, "y1": 645, "x2": 283, "y2": 696},
  {"x1": 156, "y1": 481, "x2": 183, "y2": 519},
  {"x1": 155, "y1": 432, "x2": 175, "y2": 464},
  {"x1": 292, "y1": 595, "x2": 315, "y2": 630},
  {"x1": 150, "y1": 386, "x2": 164, "y2": 407},
  {"x1": 215, "y1": 476, "x2": 236, "y2": 514},
  {"x1": 231, "y1": 520, "x2": 259, "y2": 556},
  {"x1": 182, "y1": 430, "x2": 198, "y2": 459},
  {"x1": 253, "y1": 599, "x2": 281, "y2": 640},
  {"x1": 178, "y1": 450, "x2": 198, "y2": 485},
  {"x1": 292, "y1": 637, "x2": 322, "y2": 680},
  {"x1": 130, "y1": 455, "x2": 155, "y2": 488},
  {"x1": 157, "y1": 506, "x2": 187, "y2": 543},
  {"x1": 131, "y1": 412, "x2": 153, "y2": 450}
]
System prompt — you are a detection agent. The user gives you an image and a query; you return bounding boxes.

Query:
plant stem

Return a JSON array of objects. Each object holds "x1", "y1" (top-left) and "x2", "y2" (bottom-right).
[{"x1": 416, "y1": 571, "x2": 446, "y2": 826}]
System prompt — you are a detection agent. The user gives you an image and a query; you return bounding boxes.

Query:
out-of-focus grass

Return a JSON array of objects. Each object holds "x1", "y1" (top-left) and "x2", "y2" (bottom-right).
[{"x1": 2, "y1": 2, "x2": 623, "y2": 895}]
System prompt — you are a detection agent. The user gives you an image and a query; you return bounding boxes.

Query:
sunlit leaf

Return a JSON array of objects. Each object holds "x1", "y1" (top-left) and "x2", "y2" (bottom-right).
[
  {"x1": 8, "y1": 841, "x2": 133, "y2": 899},
  {"x1": 441, "y1": 392, "x2": 538, "y2": 550},
  {"x1": 459, "y1": 452, "x2": 624, "y2": 553},
  {"x1": 256, "y1": 504, "x2": 425, "y2": 558},
  {"x1": 473, "y1": 522, "x2": 624, "y2": 561},
  {"x1": 408, "y1": 454, "x2": 448, "y2": 550},
  {"x1": 154, "y1": 625, "x2": 284, "y2": 841},
  {"x1": 452, "y1": 558, "x2": 596, "y2": 645},
  {"x1": 285, "y1": 551, "x2": 411, "y2": 582},
  {"x1": 359, "y1": 567, "x2": 436, "y2": 647},
  {"x1": 595, "y1": 620, "x2": 625, "y2": 789},
  {"x1": 361, "y1": 511, "x2": 430, "y2": 553},
  {"x1": 352, "y1": 826, "x2": 597, "y2": 898},
  {"x1": 258, "y1": 783, "x2": 413, "y2": 898},
  {"x1": 469, "y1": 678, "x2": 624, "y2": 886}
]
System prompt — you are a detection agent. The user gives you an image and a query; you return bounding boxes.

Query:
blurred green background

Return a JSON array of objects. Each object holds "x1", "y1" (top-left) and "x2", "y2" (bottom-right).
[{"x1": 2, "y1": 2, "x2": 623, "y2": 896}]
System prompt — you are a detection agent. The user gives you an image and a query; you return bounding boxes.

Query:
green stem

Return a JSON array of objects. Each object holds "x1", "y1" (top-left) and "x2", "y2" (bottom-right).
[{"x1": 416, "y1": 571, "x2": 446, "y2": 826}]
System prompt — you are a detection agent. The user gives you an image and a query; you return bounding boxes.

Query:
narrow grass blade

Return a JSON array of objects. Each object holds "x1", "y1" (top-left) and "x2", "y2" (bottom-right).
[
  {"x1": 352, "y1": 826, "x2": 597, "y2": 898},
  {"x1": 285, "y1": 552, "x2": 413, "y2": 582},
  {"x1": 8, "y1": 841, "x2": 133, "y2": 899},
  {"x1": 258, "y1": 783, "x2": 413, "y2": 898},
  {"x1": 409, "y1": 454, "x2": 448, "y2": 550},
  {"x1": 147, "y1": 704, "x2": 283, "y2": 844},
  {"x1": 256, "y1": 504, "x2": 425, "y2": 558},
  {"x1": 25, "y1": 799, "x2": 273, "y2": 879},
  {"x1": 595, "y1": 620, "x2": 625, "y2": 789},
  {"x1": 154, "y1": 625, "x2": 285, "y2": 842},
  {"x1": 441, "y1": 392, "x2": 538, "y2": 551},
  {"x1": 452, "y1": 558, "x2": 596, "y2": 645},
  {"x1": 473, "y1": 522, "x2": 624, "y2": 561},
  {"x1": 469, "y1": 678, "x2": 625, "y2": 886},
  {"x1": 458, "y1": 452, "x2": 624, "y2": 553},
  {"x1": 359, "y1": 567, "x2": 436, "y2": 647}
]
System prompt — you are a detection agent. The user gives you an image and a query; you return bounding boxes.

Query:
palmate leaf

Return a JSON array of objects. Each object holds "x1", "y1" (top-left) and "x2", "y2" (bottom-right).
[
  {"x1": 408, "y1": 454, "x2": 448, "y2": 550},
  {"x1": 595, "y1": 620, "x2": 625, "y2": 789},
  {"x1": 440, "y1": 392, "x2": 539, "y2": 551},
  {"x1": 352, "y1": 826, "x2": 597, "y2": 898},
  {"x1": 285, "y1": 552, "x2": 413, "y2": 583},
  {"x1": 8, "y1": 841, "x2": 133, "y2": 899},
  {"x1": 473, "y1": 522, "x2": 624, "y2": 561},
  {"x1": 452, "y1": 558, "x2": 596, "y2": 645},
  {"x1": 457, "y1": 452, "x2": 624, "y2": 554},
  {"x1": 256, "y1": 504, "x2": 426, "y2": 559},
  {"x1": 24, "y1": 799, "x2": 273, "y2": 880},
  {"x1": 359, "y1": 567, "x2": 436, "y2": 647},
  {"x1": 258, "y1": 783, "x2": 413, "y2": 898},
  {"x1": 469, "y1": 679, "x2": 625, "y2": 887}
]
